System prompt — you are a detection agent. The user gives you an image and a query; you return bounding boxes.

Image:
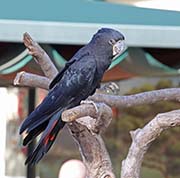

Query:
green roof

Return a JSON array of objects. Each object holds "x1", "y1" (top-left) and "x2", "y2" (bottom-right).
[
  {"x1": 0, "y1": 0, "x2": 180, "y2": 26},
  {"x1": 0, "y1": 0, "x2": 180, "y2": 47}
]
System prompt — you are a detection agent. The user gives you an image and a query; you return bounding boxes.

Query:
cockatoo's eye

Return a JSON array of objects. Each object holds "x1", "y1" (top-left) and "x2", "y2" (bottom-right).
[{"x1": 108, "y1": 39, "x2": 116, "y2": 46}]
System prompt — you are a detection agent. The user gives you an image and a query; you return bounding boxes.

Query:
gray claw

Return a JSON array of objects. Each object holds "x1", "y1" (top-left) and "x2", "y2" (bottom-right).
[{"x1": 80, "y1": 100, "x2": 98, "y2": 114}]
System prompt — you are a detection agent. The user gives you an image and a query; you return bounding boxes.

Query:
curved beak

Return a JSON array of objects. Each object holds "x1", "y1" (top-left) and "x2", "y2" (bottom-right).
[{"x1": 112, "y1": 40, "x2": 127, "y2": 60}]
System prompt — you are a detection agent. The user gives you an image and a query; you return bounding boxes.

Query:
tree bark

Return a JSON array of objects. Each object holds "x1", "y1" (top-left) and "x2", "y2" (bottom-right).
[{"x1": 121, "y1": 109, "x2": 180, "y2": 178}]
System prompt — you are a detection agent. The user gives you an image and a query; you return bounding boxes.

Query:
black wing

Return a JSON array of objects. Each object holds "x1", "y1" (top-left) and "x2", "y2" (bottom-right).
[
  {"x1": 19, "y1": 54, "x2": 97, "y2": 134},
  {"x1": 49, "y1": 58, "x2": 76, "y2": 89}
]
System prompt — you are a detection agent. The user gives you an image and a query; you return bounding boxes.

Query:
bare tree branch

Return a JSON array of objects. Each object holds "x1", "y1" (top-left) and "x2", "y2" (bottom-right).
[
  {"x1": 121, "y1": 109, "x2": 180, "y2": 178},
  {"x1": 68, "y1": 122, "x2": 115, "y2": 178},
  {"x1": 14, "y1": 73, "x2": 180, "y2": 109},
  {"x1": 14, "y1": 71, "x2": 50, "y2": 89},
  {"x1": 90, "y1": 88, "x2": 180, "y2": 108},
  {"x1": 62, "y1": 102, "x2": 112, "y2": 134},
  {"x1": 23, "y1": 32, "x2": 58, "y2": 79}
]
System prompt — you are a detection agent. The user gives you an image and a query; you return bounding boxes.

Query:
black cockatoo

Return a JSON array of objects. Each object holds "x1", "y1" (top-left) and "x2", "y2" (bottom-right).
[{"x1": 19, "y1": 28, "x2": 126, "y2": 165}]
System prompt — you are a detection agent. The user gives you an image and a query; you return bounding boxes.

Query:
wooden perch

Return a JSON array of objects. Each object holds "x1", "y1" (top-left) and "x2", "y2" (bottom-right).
[
  {"x1": 68, "y1": 115, "x2": 115, "y2": 178},
  {"x1": 62, "y1": 102, "x2": 113, "y2": 134},
  {"x1": 23, "y1": 32, "x2": 58, "y2": 79},
  {"x1": 90, "y1": 88, "x2": 180, "y2": 109},
  {"x1": 14, "y1": 71, "x2": 50, "y2": 89},
  {"x1": 13, "y1": 32, "x2": 180, "y2": 178},
  {"x1": 121, "y1": 109, "x2": 180, "y2": 178}
]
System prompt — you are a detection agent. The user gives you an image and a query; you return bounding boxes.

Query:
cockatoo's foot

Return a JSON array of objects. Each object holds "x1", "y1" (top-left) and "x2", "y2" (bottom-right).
[{"x1": 80, "y1": 100, "x2": 98, "y2": 114}]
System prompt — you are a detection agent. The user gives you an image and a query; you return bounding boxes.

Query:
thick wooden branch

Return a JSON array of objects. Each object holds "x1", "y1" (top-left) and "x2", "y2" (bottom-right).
[
  {"x1": 121, "y1": 109, "x2": 180, "y2": 178},
  {"x1": 23, "y1": 32, "x2": 58, "y2": 79},
  {"x1": 14, "y1": 73, "x2": 180, "y2": 108},
  {"x1": 68, "y1": 122, "x2": 115, "y2": 178},
  {"x1": 14, "y1": 33, "x2": 58, "y2": 88},
  {"x1": 62, "y1": 102, "x2": 113, "y2": 134},
  {"x1": 90, "y1": 88, "x2": 180, "y2": 108},
  {"x1": 14, "y1": 71, "x2": 50, "y2": 89}
]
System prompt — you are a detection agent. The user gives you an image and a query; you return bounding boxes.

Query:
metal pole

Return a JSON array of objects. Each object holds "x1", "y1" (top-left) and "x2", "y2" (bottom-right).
[{"x1": 27, "y1": 88, "x2": 36, "y2": 178}]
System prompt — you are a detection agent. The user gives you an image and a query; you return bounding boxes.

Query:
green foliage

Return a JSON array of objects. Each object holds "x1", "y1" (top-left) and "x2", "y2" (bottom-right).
[
  {"x1": 156, "y1": 79, "x2": 173, "y2": 89},
  {"x1": 104, "y1": 79, "x2": 180, "y2": 178},
  {"x1": 126, "y1": 83, "x2": 155, "y2": 95}
]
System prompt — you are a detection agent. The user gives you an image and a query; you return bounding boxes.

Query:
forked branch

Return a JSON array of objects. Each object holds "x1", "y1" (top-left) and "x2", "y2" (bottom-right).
[{"x1": 121, "y1": 109, "x2": 180, "y2": 178}]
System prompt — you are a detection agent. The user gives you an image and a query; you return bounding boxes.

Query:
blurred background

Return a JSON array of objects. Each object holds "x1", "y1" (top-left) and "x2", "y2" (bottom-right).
[{"x1": 0, "y1": 0, "x2": 180, "y2": 178}]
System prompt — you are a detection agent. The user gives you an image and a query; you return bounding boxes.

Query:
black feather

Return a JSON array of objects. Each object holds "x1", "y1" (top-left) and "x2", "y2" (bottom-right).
[{"x1": 20, "y1": 28, "x2": 125, "y2": 165}]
